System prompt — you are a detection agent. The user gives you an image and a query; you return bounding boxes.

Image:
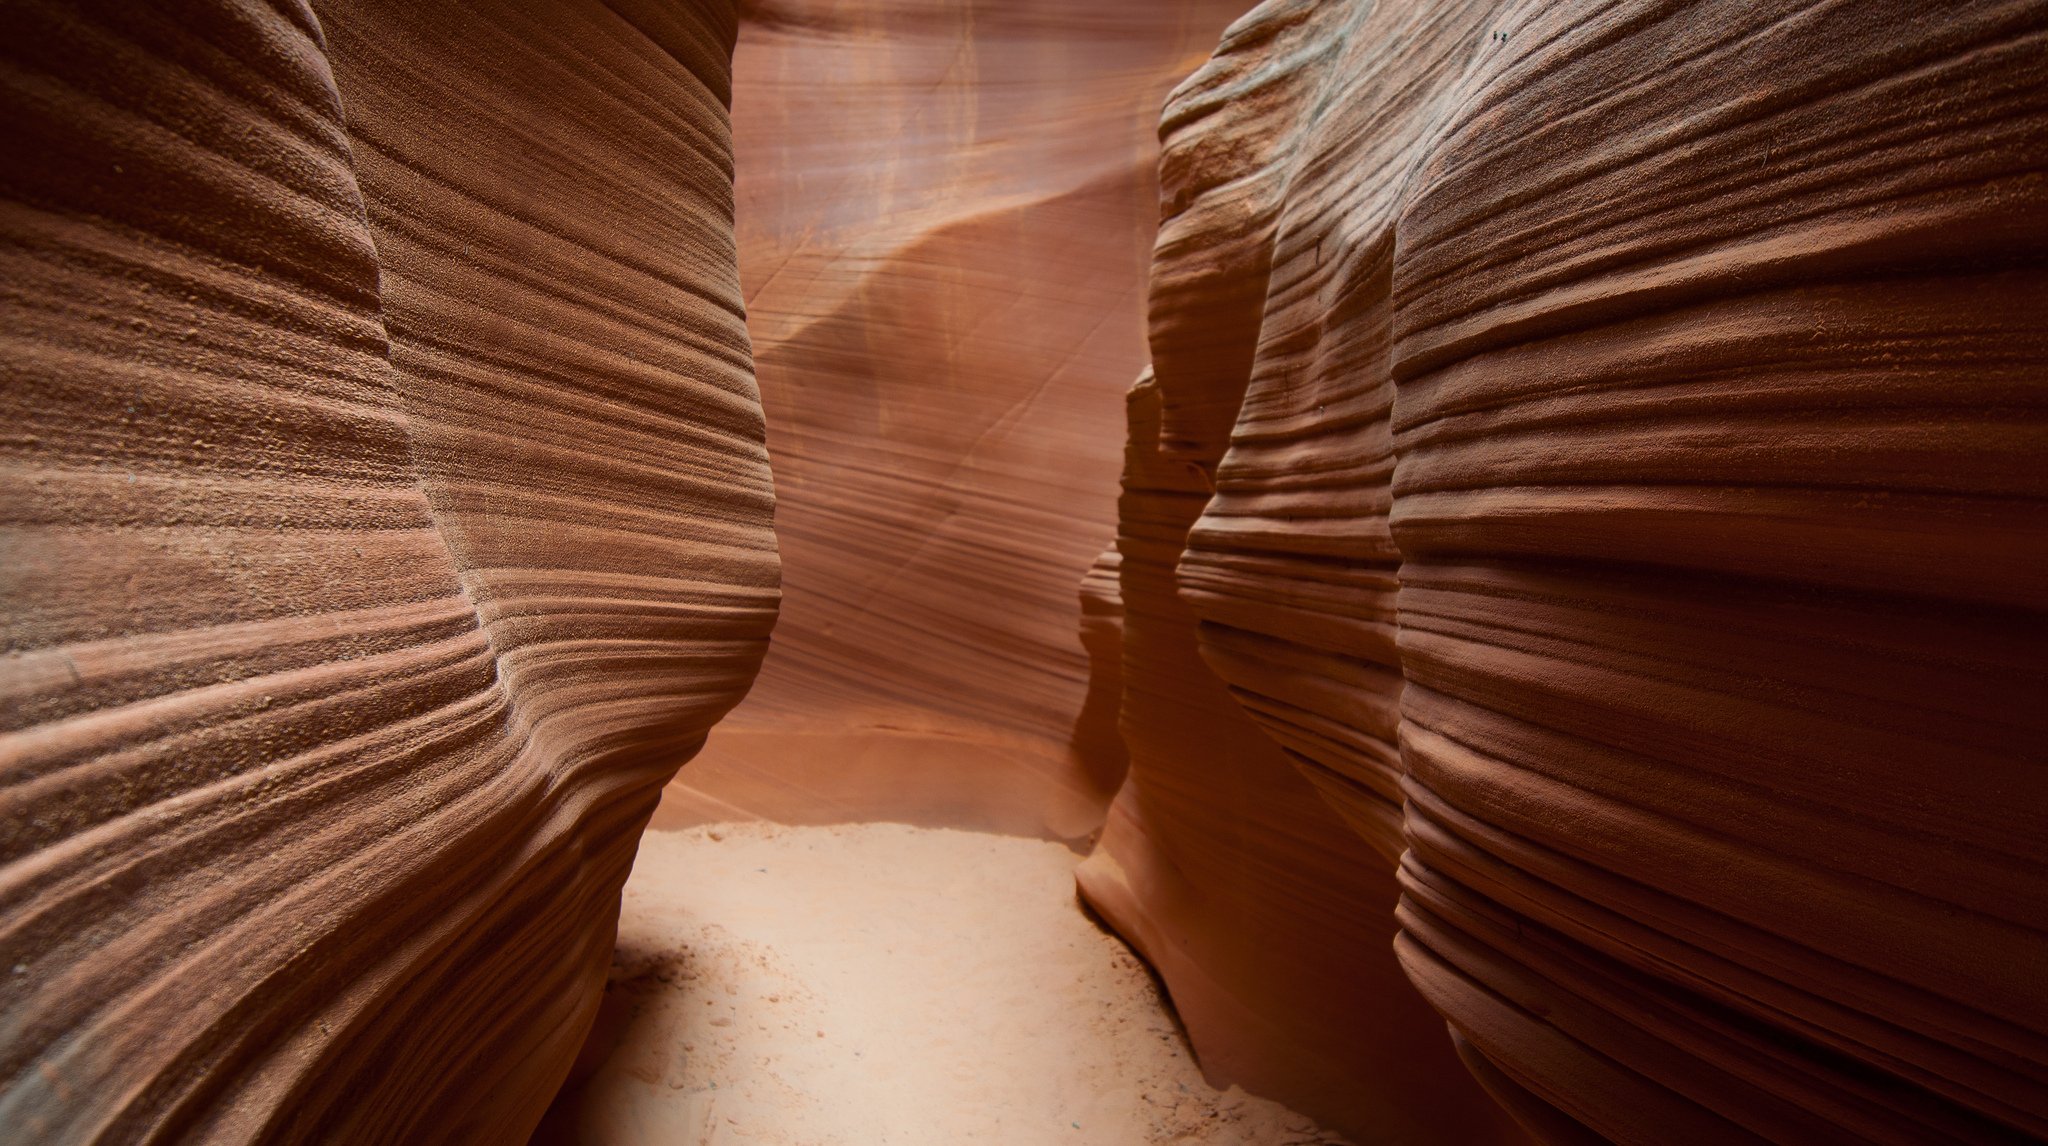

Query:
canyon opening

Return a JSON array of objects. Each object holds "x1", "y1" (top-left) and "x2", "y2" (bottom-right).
[{"x1": 3, "y1": 2, "x2": 2045, "y2": 1145}]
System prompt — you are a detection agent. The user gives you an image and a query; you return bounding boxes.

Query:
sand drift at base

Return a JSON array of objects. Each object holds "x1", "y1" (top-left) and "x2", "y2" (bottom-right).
[{"x1": 535, "y1": 823, "x2": 1348, "y2": 1145}]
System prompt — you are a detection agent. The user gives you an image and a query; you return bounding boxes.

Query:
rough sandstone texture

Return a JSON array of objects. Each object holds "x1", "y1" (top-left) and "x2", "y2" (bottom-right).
[
  {"x1": 658, "y1": 0, "x2": 1252, "y2": 840},
  {"x1": 0, "y1": 1, "x2": 776, "y2": 1141},
  {"x1": 1094, "y1": 0, "x2": 2048, "y2": 1143}
]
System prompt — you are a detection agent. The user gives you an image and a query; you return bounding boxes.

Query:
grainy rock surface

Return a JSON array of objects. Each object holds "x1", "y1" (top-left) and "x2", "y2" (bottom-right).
[
  {"x1": 1093, "y1": 0, "x2": 2048, "y2": 1143},
  {"x1": 0, "y1": 2, "x2": 775, "y2": 1141}
]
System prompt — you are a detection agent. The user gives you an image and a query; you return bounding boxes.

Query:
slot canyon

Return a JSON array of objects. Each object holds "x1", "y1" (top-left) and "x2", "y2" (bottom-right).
[{"x1": 1, "y1": 0, "x2": 2044, "y2": 1143}]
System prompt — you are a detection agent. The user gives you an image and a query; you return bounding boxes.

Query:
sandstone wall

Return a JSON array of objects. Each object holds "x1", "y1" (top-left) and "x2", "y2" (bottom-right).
[
  {"x1": 1096, "y1": 0, "x2": 2048, "y2": 1142},
  {"x1": 659, "y1": 0, "x2": 1251, "y2": 840},
  {"x1": 1081, "y1": 365, "x2": 1529, "y2": 1145},
  {"x1": 0, "y1": 1, "x2": 775, "y2": 1141}
]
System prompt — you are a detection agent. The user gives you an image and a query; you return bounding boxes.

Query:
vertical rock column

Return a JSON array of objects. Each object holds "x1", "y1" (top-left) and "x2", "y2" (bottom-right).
[
  {"x1": 1083, "y1": 368, "x2": 1519, "y2": 1145},
  {"x1": 315, "y1": 0, "x2": 779, "y2": 838},
  {"x1": 1173, "y1": 0, "x2": 1501, "y2": 868},
  {"x1": 0, "y1": 1, "x2": 776, "y2": 1142}
]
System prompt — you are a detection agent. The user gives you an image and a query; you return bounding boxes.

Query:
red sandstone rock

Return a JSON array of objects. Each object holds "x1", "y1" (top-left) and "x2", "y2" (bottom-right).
[
  {"x1": 1076, "y1": 5, "x2": 1530, "y2": 1140},
  {"x1": 1130, "y1": 0, "x2": 2048, "y2": 1142},
  {"x1": 1079, "y1": 369, "x2": 1527, "y2": 1146},
  {"x1": 1394, "y1": 4, "x2": 2048, "y2": 1141},
  {"x1": 658, "y1": 0, "x2": 1251, "y2": 841},
  {"x1": 0, "y1": 1, "x2": 775, "y2": 1140},
  {"x1": 10, "y1": 0, "x2": 2046, "y2": 1141},
  {"x1": 1073, "y1": 545, "x2": 1130, "y2": 804}
]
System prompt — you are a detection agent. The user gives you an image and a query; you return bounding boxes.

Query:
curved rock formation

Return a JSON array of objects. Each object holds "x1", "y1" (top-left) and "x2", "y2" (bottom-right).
[
  {"x1": 11, "y1": 0, "x2": 2044, "y2": 1141},
  {"x1": 0, "y1": 1, "x2": 775, "y2": 1140},
  {"x1": 1080, "y1": 365, "x2": 1527, "y2": 1145},
  {"x1": 1118, "y1": 0, "x2": 2048, "y2": 1142},
  {"x1": 1392, "y1": 4, "x2": 2048, "y2": 1141},
  {"x1": 658, "y1": 0, "x2": 1252, "y2": 840}
]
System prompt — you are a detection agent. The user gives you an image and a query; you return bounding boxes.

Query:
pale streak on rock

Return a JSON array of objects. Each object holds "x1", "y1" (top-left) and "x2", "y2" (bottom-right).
[{"x1": 0, "y1": 1, "x2": 776, "y2": 1141}]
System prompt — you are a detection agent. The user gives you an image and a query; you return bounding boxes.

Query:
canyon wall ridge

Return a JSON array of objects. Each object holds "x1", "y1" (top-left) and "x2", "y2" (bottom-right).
[
  {"x1": 1090, "y1": 0, "x2": 2048, "y2": 1142},
  {"x1": 0, "y1": 1, "x2": 776, "y2": 1140}
]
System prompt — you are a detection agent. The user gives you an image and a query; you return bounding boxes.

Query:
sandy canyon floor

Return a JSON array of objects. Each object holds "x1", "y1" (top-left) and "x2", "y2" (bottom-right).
[{"x1": 533, "y1": 822, "x2": 1351, "y2": 1145}]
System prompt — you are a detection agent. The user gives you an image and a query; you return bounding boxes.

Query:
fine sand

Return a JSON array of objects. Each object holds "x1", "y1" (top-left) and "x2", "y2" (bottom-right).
[{"x1": 534, "y1": 822, "x2": 1351, "y2": 1145}]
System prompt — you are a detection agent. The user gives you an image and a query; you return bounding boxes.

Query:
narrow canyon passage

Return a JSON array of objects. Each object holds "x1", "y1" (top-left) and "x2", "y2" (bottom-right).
[
  {"x1": 535, "y1": 7, "x2": 1380, "y2": 1139},
  {"x1": 661, "y1": 0, "x2": 1251, "y2": 841},
  {"x1": 2, "y1": 1, "x2": 2044, "y2": 1145},
  {"x1": 588, "y1": 5, "x2": 1476, "y2": 1141}
]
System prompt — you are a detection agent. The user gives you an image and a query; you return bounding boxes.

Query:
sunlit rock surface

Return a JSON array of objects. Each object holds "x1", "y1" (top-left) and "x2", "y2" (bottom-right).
[
  {"x1": 0, "y1": 1, "x2": 776, "y2": 1140},
  {"x1": 658, "y1": 0, "x2": 1251, "y2": 840},
  {"x1": 1106, "y1": 0, "x2": 2048, "y2": 1143}
]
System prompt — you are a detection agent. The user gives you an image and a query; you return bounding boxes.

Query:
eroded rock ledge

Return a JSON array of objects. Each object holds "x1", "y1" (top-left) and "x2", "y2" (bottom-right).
[{"x1": 1089, "y1": 0, "x2": 2048, "y2": 1143}]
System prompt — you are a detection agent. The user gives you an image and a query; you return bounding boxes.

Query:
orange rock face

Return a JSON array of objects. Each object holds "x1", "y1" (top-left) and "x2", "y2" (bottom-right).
[
  {"x1": 1108, "y1": 0, "x2": 2048, "y2": 1143},
  {"x1": 658, "y1": 0, "x2": 1252, "y2": 840},
  {"x1": 0, "y1": 1, "x2": 775, "y2": 1140},
  {"x1": 1393, "y1": 5, "x2": 2048, "y2": 1141}
]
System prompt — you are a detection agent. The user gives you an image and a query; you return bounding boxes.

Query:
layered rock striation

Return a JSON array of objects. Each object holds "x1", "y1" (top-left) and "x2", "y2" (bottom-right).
[
  {"x1": 1391, "y1": 4, "x2": 2048, "y2": 1141},
  {"x1": 1080, "y1": 365, "x2": 1527, "y2": 1144},
  {"x1": 8, "y1": 0, "x2": 2046, "y2": 1142},
  {"x1": 1104, "y1": 0, "x2": 2048, "y2": 1142},
  {"x1": 659, "y1": 0, "x2": 1252, "y2": 840},
  {"x1": 0, "y1": 1, "x2": 776, "y2": 1141}
]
